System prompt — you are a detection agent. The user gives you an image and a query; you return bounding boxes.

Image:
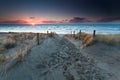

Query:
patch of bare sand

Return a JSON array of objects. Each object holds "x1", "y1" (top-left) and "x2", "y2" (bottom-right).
[{"x1": 0, "y1": 36, "x2": 109, "y2": 80}]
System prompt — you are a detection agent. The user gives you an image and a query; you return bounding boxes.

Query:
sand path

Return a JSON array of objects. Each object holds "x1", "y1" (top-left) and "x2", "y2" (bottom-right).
[{"x1": 0, "y1": 36, "x2": 109, "y2": 80}]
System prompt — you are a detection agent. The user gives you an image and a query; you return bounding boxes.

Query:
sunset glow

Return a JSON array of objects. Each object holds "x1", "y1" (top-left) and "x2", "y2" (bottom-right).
[{"x1": 31, "y1": 22, "x2": 35, "y2": 26}]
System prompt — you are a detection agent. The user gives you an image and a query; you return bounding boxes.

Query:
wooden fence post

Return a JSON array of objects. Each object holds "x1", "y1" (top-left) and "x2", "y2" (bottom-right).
[
  {"x1": 93, "y1": 30, "x2": 96, "y2": 38},
  {"x1": 71, "y1": 31, "x2": 72, "y2": 37},
  {"x1": 73, "y1": 31, "x2": 75, "y2": 38},
  {"x1": 79, "y1": 30, "x2": 81, "y2": 40},
  {"x1": 47, "y1": 31, "x2": 49, "y2": 35},
  {"x1": 37, "y1": 33, "x2": 39, "y2": 45}
]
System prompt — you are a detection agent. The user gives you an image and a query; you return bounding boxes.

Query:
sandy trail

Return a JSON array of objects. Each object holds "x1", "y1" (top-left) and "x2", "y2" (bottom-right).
[{"x1": 0, "y1": 36, "x2": 109, "y2": 80}]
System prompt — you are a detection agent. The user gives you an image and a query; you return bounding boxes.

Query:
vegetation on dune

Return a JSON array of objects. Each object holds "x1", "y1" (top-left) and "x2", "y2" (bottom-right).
[
  {"x1": 0, "y1": 45, "x2": 6, "y2": 54},
  {"x1": 96, "y1": 34, "x2": 120, "y2": 45},
  {"x1": 68, "y1": 32, "x2": 96, "y2": 48},
  {"x1": 0, "y1": 32, "x2": 49, "y2": 64},
  {"x1": 48, "y1": 32, "x2": 56, "y2": 37},
  {"x1": 0, "y1": 54, "x2": 6, "y2": 64},
  {"x1": 81, "y1": 33, "x2": 120, "y2": 47},
  {"x1": 81, "y1": 33, "x2": 95, "y2": 48},
  {"x1": 66, "y1": 32, "x2": 120, "y2": 48},
  {"x1": 16, "y1": 49, "x2": 24, "y2": 62},
  {"x1": 4, "y1": 42, "x2": 16, "y2": 49}
]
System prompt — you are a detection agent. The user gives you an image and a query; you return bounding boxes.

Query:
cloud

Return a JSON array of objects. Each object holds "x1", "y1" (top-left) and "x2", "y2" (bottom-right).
[
  {"x1": 69, "y1": 17, "x2": 91, "y2": 23},
  {"x1": 0, "y1": 20, "x2": 28, "y2": 24},
  {"x1": 97, "y1": 16, "x2": 120, "y2": 22},
  {"x1": 29, "y1": 17, "x2": 35, "y2": 19},
  {"x1": 42, "y1": 20, "x2": 58, "y2": 24},
  {"x1": 1, "y1": 16, "x2": 120, "y2": 24},
  {"x1": 69, "y1": 16, "x2": 120, "y2": 23}
]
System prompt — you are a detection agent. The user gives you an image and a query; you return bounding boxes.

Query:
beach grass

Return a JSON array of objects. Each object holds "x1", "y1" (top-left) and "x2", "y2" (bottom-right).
[
  {"x1": 80, "y1": 33, "x2": 120, "y2": 46},
  {"x1": 0, "y1": 32, "x2": 49, "y2": 64},
  {"x1": 16, "y1": 49, "x2": 24, "y2": 62},
  {"x1": 0, "y1": 45, "x2": 6, "y2": 54},
  {"x1": 95, "y1": 34, "x2": 120, "y2": 45},
  {"x1": 48, "y1": 32, "x2": 56, "y2": 37},
  {"x1": 0, "y1": 54, "x2": 6, "y2": 64},
  {"x1": 66, "y1": 32, "x2": 120, "y2": 47}
]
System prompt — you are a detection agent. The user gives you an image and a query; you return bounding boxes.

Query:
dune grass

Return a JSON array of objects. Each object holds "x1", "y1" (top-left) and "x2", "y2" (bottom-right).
[
  {"x1": 0, "y1": 32, "x2": 48, "y2": 65},
  {"x1": 0, "y1": 32, "x2": 48, "y2": 53},
  {"x1": 95, "y1": 34, "x2": 120, "y2": 45},
  {"x1": 0, "y1": 45, "x2": 6, "y2": 54},
  {"x1": 66, "y1": 32, "x2": 120, "y2": 47},
  {"x1": 80, "y1": 33, "x2": 120, "y2": 47},
  {"x1": 65, "y1": 32, "x2": 95, "y2": 47},
  {"x1": 0, "y1": 46, "x2": 6, "y2": 64},
  {"x1": 0, "y1": 54, "x2": 6, "y2": 64},
  {"x1": 80, "y1": 33, "x2": 95, "y2": 48},
  {"x1": 16, "y1": 49, "x2": 24, "y2": 62},
  {"x1": 48, "y1": 32, "x2": 56, "y2": 37}
]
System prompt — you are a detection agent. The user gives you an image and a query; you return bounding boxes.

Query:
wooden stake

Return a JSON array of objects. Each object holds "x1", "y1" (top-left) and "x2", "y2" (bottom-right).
[
  {"x1": 93, "y1": 30, "x2": 96, "y2": 38},
  {"x1": 47, "y1": 31, "x2": 49, "y2": 35},
  {"x1": 37, "y1": 33, "x2": 39, "y2": 45},
  {"x1": 73, "y1": 31, "x2": 75, "y2": 38},
  {"x1": 71, "y1": 31, "x2": 72, "y2": 37},
  {"x1": 79, "y1": 30, "x2": 81, "y2": 40}
]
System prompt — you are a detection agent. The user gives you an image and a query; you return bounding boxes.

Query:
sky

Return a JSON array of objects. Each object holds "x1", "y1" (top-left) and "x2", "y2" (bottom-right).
[{"x1": 0, "y1": 0, "x2": 120, "y2": 24}]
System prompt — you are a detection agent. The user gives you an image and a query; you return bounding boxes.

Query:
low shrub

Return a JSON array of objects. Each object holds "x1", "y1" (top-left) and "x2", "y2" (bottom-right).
[
  {"x1": 17, "y1": 49, "x2": 24, "y2": 62},
  {"x1": 4, "y1": 42, "x2": 16, "y2": 49},
  {"x1": 0, "y1": 45, "x2": 6, "y2": 54},
  {"x1": 0, "y1": 54, "x2": 6, "y2": 64}
]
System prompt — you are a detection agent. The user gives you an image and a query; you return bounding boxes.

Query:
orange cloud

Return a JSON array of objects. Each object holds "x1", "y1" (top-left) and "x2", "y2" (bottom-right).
[
  {"x1": 0, "y1": 20, "x2": 29, "y2": 24},
  {"x1": 42, "y1": 20, "x2": 58, "y2": 24}
]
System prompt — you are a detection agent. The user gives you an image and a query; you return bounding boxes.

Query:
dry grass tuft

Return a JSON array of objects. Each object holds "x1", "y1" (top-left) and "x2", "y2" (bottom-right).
[
  {"x1": 48, "y1": 32, "x2": 56, "y2": 37},
  {"x1": 39, "y1": 33, "x2": 47, "y2": 40},
  {"x1": 81, "y1": 33, "x2": 95, "y2": 48},
  {"x1": 16, "y1": 49, "x2": 24, "y2": 62},
  {"x1": 0, "y1": 54, "x2": 6, "y2": 64},
  {"x1": 18, "y1": 33, "x2": 35, "y2": 42},
  {"x1": 3, "y1": 38, "x2": 17, "y2": 49},
  {"x1": 25, "y1": 44, "x2": 32, "y2": 54},
  {"x1": 65, "y1": 32, "x2": 95, "y2": 48},
  {"x1": 7, "y1": 33, "x2": 36, "y2": 43},
  {"x1": 4, "y1": 43, "x2": 16, "y2": 49},
  {"x1": 80, "y1": 32, "x2": 88, "y2": 39},
  {"x1": 0, "y1": 45, "x2": 6, "y2": 54},
  {"x1": 82, "y1": 37, "x2": 95, "y2": 48}
]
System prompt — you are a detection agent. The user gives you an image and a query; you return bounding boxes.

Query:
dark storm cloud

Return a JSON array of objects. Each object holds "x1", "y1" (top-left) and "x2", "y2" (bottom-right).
[
  {"x1": 97, "y1": 16, "x2": 120, "y2": 22},
  {"x1": 69, "y1": 16, "x2": 120, "y2": 23},
  {"x1": 69, "y1": 17, "x2": 91, "y2": 23},
  {"x1": 42, "y1": 21, "x2": 58, "y2": 24},
  {"x1": 29, "y1": 17, "x2": 35, "y2": 19}
]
